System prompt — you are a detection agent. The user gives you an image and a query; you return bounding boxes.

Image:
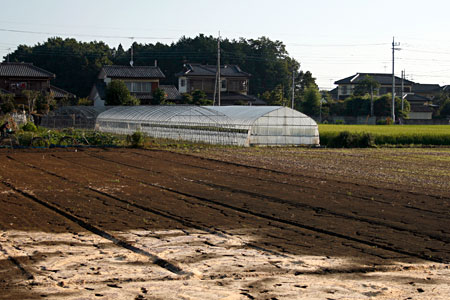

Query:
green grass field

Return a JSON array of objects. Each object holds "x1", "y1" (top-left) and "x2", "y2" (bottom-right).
[{"x1": 319, "y1": 124, "x2": 450, "y2": 146}]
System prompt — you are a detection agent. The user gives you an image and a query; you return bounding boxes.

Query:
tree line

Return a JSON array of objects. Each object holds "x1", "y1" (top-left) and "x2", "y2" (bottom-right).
[{"x1": 4, "y1": 35, "x2": 317, "y2": 102}]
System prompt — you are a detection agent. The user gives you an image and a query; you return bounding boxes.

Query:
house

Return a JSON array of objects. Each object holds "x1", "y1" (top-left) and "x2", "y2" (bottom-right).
[
  {"x1": 175, "y1": 63, "x2": 265, "y2": 105},
  {"x1": 49, "y1": 85, "x2": 76, "y2": 101},
  {"x1": 333, "y1": 73, "x2": 415, "y2": 100},
  {"x1": 0, "y1": 62, "x2": 55, "y2": 106},
  {"x1": 89, "y1": 65, "x2": 180, "y2": 106},
  {"x1": 404, "y1": 94, "x2": 434, "y2": 120},
  {"x1": 412, "y1": 83, "x2": 442, "y2": 100}
]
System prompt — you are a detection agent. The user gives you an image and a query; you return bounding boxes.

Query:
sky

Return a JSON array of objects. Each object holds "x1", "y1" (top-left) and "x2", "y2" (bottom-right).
[{"x1": 1, "y1": 0, "x2": 450, "y2": 90}]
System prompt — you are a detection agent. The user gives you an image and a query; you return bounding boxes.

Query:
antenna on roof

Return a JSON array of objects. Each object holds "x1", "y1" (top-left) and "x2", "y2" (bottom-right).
[{"x1": 130, "y1": 37, "x2": 134, "y2": 67}]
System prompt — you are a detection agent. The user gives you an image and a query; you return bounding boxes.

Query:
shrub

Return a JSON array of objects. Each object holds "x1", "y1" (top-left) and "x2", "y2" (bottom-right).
[
  {"x1": 21, "y1": 122, "x2": 37, "y2": 132},
  {"x1": 334, "y1": 119, "x2": 345, "y2": 125},
  {"x1": 127, "y1": 131, "x2": 145, "y2": 148},
  {"x1": 327, "y1": 131, "x2": 374, "y2": 148}
]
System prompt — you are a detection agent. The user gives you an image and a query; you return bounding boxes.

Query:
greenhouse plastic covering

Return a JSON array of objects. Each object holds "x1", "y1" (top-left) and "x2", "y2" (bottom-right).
[
  {"x1": 96, "y1": 106, "x2": 319, "y2": 146},
  {"x1": 41, "y1": 106, "x2": 113, "y2": 129}
]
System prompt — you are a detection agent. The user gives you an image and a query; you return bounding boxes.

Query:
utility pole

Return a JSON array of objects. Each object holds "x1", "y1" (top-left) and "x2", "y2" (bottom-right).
[
  {"x1": 392, "y1": 37, "x2": 401, "y2": 123},
  {"x1": 291, "y1": 70, "x2": 295, "y2": 109},
  {"x1": 129, "y1": 37, "x2": 135, "y2": 67},
  {"x1": 217, "y1": 31, "x2": 221, "y2": 106},
  {"x1": 401, "y1": 70, "x2": 405, "y2": 111}
]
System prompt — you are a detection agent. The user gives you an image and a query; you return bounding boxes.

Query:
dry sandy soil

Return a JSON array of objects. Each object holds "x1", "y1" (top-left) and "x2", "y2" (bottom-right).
[{"x1": 0, "y1": 147, "x2": 448, "y2": 299}]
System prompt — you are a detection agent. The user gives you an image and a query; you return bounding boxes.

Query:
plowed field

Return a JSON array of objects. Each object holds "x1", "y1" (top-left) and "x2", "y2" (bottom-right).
[{"x1": 0, "y1": 147, "x2": 449, "y2": 299}]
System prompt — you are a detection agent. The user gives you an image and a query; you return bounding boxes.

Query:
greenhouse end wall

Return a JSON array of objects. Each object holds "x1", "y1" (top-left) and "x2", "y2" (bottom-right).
[{"x1": 96, "y1": 106, "x2": 319, "y2": 147}]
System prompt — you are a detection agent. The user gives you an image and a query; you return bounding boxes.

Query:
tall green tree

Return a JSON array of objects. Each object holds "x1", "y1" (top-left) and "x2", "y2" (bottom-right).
[
  {"x1": 354, "y1": 75, "x2": 380, "y2": 116},
  {"x1": 151, "y1": 88, "x2": 167, "y2": 105},
  {"x1": 105, "y1": 80, "x2": 140, "y2": 106},
  {"x1": 301, "y1": 85, "x2": 321, "y2": 116}
]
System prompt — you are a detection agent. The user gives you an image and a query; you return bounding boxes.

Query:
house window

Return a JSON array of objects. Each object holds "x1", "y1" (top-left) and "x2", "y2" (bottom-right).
[
  {"x1": 180, "y1": 79, "x2": 186, "y2": 87},
  {"x1": 341, "y1": 85, "x2": 348, "y2": 94},
  {"x1": 221, "y1": 79, "x2": 227, "y2": 89},
  {"x1": 125, "y1": 82, "x2": 152, "y2": 92}
]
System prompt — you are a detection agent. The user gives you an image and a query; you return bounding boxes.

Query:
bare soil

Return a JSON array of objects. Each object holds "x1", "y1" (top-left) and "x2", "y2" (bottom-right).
[{"x1": 0, "y1": 147, "x2": 448, "y2": 299}]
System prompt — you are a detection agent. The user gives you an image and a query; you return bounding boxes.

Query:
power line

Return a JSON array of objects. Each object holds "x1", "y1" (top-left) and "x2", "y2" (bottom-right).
[{"x1": 0, "y1": 28, "x2": 175, "y2": 40}]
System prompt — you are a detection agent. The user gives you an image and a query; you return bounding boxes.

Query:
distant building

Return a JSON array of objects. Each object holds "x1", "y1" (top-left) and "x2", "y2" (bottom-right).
[
  {"x1": 412, "y1": 83, "x2": 442, "y2": 100},
  {"x1": 89, "y1": 65, "x2": 180, "y2": 106},
  {"x1": 175, "y1": 63, "x2": 265, "y2": 105},
  {"x1": 334, "y1": 73, "x2": 415, "y2": 101},
  {"x1": 0, "y1": 62, "x2": 73, "y2": 106}
]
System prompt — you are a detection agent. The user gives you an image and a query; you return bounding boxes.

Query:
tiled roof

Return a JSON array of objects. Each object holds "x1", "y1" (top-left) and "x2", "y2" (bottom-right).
[
  {"x1": 101, "y1": 65, "x2": 165, "y2": 79},
  {"x1": 412, "y1": 83, "x2": 442, "y2": 93},
  {"x1": 50, "y1": 85, "x2": 75, "y2": 99},
  {"x1": 335, "y1": 73, "x2": 415, "y2": 85},
  {"x1": 406, "y1": 94, "x2": 432, "y2": 103},
  {"x1": 176, "y1": 64, "x2": 251, "y2": 77},
  {"x1": 160, "y1": 85, "x2": 181, "y2": 100},
  {"x1": 0, "y1": 62, "x2": 55, "y2": 78}
]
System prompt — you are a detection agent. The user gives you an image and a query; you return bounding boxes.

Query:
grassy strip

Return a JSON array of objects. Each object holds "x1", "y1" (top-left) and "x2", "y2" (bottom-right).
[{"x1": 319, "y1": 125, "x2": 450, "y2": 147}]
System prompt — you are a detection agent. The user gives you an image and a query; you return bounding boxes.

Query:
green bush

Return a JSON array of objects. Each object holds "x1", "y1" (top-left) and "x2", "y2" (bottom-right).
[
  {"x1": 127, "y1": 131, "x2": 145, "y2": 148},
  {"x1": 21, "y1": 122, "x2": 37, "y2": 132},
  {"x1": 326, "y1": 131, "x2": 374, "y2": 148},
  {"x1": 334, "y1": 119, "x2": 345, "y2": 125}
]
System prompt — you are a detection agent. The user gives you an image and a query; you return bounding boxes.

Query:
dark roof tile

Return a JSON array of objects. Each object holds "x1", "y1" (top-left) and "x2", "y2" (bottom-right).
[
  {"x1": 334, "y1": 73, "x2": 414, "y2": 85},
  {"x1": 176, "y1": 63, "x2": 251, "y2": 77},
  {"x1": 102, "y1": 65, "x2": 165, "y2": 79},
  {"x1": 160, "y1": 85, "x2": 181, "y2": 100},
  {"x1": 50, "y1": 85, "x2": 75, "y2": 99},
  {"x1": 0, "y1": 62, "x2": 55, "y2": 78}
]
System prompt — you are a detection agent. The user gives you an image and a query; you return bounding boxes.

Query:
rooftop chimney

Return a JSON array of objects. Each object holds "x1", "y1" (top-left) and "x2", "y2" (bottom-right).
[{"x1": 154, "y1": 60, "x2": 158, "y2": 67}]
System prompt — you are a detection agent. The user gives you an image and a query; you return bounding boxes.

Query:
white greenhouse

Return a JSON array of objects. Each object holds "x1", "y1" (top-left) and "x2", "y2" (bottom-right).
[{"x1": 96, "y1": 106, "x2": 319, "y2": 146}]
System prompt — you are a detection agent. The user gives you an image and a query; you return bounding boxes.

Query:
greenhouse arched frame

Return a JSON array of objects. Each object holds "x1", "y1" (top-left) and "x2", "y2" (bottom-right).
[{"x1": 96, "y1": 106, "x2": 319, "y2": 146}]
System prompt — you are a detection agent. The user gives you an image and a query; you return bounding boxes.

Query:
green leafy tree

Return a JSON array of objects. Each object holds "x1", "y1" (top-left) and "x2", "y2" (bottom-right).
[
  {"x1": 374, "y1": 94, "x2": 409, "y2": 118},
  {"x1": 180, "y1": 93, "x2": 193, "y2": 105},
  {"x1": 354, "y1": 75, "x2": 380, "y2": 116},
  {"x1": 439, "y1": 99, "x2": 450, "y2": 117},
  {"x1": 343, "y1": 95, "x2": 370, "y2": 117},
  {"x1": 191, "y1": 90, "x2": 212, "y2": 105},
  {"x1": 260, "y1": 85, "x2": 289, "y2": 106},
  {"x1": 105, "y1": 80, "x2": 140, "y2": 106},
  {"x1": 0, "y1": 94, "x2": 15, "y2": 114},
  {"x1": 5, "y1": 35, "x2": 310, "y2": 98},
  {"x1": 36, "y1": 92, "x2": 56, "y2": 114},
  {"x1": 151, "y1": 88, "x2": 167, "y2": 105},
  {"x1": 22, "y1": 90, "x2": 40, "y2": 115},
  {"x1": 301, "y1": 85, "x2": 321, "y2": 116}
]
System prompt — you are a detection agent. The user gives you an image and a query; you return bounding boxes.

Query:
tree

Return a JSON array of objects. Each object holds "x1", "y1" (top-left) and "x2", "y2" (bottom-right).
[
  {"x1": 105, "y1": 80, "x2": 140, "y2": 106},
  {"x1": 22, "y1": 90, "x2": 39, "y2": 115},
  {"x1": 439, "y1": 99, "x2": 450, "y2": 117},
  {"x1": 301, "y1": 85, "x2": 321, "y2": 116},
  {"x1": 354, "y1": 75, "x2": 380, "y2": 116},
  {"x1": 191, "y1": 90, "x2": 212, "y2": 105},
  {"x1": 0, "y1": 94, "x2": 15, "y2": 114},
  {"x1": 260, "y1": 85, "x2": 289, "y2": 106},
  {"x1": 343, "y1": 95, "x2": 370, "y2": 117},
  {"x1": 180, "y1": 93, "x2": 193, "y2": 105},
  {"x1": 373, "y1": 94, "x2": 409, "y2": 118},
  {"x1": 5, "y1": 35, "x2": 309, "y2": 98},
  {"x1": 151, "y1": 88, "x2": 167, "y2": 105},
  {"x1": 36, "y1": 92, "x2": 56, "y2": 114}
]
